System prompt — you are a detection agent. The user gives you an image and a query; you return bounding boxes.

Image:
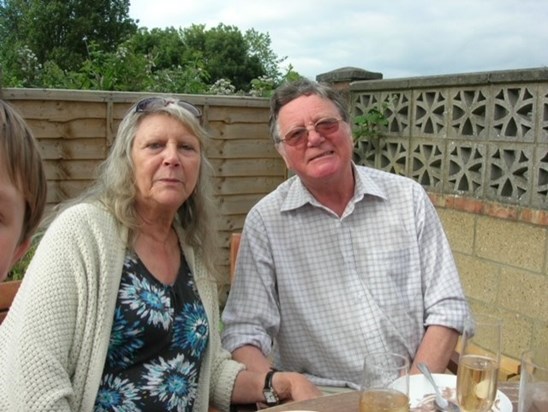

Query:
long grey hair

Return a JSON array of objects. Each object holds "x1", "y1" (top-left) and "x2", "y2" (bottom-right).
[{"x1": 48, "y1": 96, "x2": 219, "y2": 276}]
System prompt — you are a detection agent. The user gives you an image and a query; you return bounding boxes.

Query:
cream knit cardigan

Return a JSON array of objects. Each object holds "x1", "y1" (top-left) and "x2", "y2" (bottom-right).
[{"x1": 0, "y1": 202, "x2": 244, "y2": 411}]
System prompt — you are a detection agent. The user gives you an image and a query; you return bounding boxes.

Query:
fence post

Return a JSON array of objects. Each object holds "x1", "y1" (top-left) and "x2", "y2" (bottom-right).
[{"x1": 316, "y1": 66, "x2": 383, "y2": 106}]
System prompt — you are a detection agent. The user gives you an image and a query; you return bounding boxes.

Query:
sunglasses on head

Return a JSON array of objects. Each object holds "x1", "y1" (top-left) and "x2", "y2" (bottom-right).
[{"x1": 135, "y1": 97, "x2": 202, "y2": 118}]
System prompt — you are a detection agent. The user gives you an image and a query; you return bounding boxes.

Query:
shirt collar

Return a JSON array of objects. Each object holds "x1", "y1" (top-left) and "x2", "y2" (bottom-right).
[{"x1": 280, "y1": 164, "x2": 388, "y2": 213}]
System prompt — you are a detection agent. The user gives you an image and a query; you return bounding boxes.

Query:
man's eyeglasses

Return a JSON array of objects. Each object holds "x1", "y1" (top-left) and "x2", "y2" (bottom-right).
[
  {"x1": 279, "y1": 117, "x2": 342, "y2": 147},
  {"x1": 135, "y1": 97, "x2": 202, "y2": 118}
]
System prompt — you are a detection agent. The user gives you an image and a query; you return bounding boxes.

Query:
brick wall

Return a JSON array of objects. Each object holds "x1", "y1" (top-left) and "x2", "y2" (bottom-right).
[
  {"x1": 326, "y1": 66, "x2": 548, "y2": 361},
  {"x1": 433, "y1": 195, "x2": 548, "y2": 361}
]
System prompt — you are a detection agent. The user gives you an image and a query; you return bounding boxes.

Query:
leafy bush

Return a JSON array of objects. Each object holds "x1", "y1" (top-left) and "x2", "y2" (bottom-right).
[{"x1": 353, "y1": 104, "x2": 389, "y2": 142}]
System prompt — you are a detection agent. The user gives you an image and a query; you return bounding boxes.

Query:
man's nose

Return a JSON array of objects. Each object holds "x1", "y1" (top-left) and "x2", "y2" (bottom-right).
[{"x1": 306, "y1": 126, "x2": 324, "y2": 146}]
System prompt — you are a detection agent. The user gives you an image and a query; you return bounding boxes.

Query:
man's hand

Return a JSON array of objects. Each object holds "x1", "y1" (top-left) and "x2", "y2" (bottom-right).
[{"x1": 272, "y1": 371, "x2": 323, "y2": 402}]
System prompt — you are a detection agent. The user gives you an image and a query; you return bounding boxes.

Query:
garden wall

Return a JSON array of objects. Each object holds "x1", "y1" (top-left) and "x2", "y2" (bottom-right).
[
  {"x1": 3, "y1": 66, "x2": 548, "y2": 359},
  {"x1": 335, "y1": 66, "x2": 548, "y2": 360}
]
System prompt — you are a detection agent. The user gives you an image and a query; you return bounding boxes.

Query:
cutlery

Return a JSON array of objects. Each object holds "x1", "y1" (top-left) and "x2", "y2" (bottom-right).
[{"x1": 417, "y1": 362, "x2": 461, "y2": 412}]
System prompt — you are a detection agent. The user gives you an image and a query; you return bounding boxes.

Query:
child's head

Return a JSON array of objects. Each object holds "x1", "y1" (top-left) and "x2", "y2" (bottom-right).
[{"x1": 0, "y1": 99, "x2": 47, "y2": 281}]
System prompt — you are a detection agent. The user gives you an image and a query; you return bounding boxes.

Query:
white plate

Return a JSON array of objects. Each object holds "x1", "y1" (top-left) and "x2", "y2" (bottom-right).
[{"x1": 406, "y1": 374, "x2": 512, "y2": 412}]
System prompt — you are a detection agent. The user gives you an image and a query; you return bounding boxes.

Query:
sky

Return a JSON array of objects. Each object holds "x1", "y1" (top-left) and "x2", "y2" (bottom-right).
[{"x1": 129, "y1": 0, "x2": 548, "y2": 80}]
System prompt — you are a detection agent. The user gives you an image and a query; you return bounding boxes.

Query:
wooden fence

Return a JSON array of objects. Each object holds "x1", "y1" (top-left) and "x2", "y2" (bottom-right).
[
  {"x1": 2, "y1": 68, "x2": 548, "y2": 357},
  {"x1": 1, "y1": 88, "x2": 286, "y2": 290}
]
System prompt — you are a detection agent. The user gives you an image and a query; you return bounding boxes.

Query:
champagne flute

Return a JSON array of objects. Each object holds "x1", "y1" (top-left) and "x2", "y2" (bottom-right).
[
  {"x1": 456, "y1": 314, "x2": 502, "y2": 412},
  {"x1": 360, "y1": 351, "x2": 410, "y2": 412}
]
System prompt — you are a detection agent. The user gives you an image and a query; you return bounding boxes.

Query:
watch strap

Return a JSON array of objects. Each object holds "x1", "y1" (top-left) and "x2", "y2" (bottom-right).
[
  {"x1": 264, "y1": 370, "x2": 276, "y2": 389},
  {"x1": 262, "y1": 369, "x2": 280, "y2": 406}
]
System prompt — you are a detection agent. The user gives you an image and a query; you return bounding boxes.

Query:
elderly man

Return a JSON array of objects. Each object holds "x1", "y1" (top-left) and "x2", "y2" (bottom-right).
[{"x1": 222, "y1": 78, "x2": 470, "y2": 402}]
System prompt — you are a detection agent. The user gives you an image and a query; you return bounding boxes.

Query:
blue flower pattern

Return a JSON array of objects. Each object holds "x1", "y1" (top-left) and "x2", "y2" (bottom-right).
[
  {"x1": 106, "y1": 307, "x2": 144, "y2": 368},
  {"x1": 172, "y1": 302, "x2": 209, "y2": 357},
  {"x1": 95, "y1": 375, "x2": 140, "y2": 412},
  {"x1": 143, "y1": 354, "x2": 198, "y2": 410},
  {"x1": 94, "y1": 252, "x2": 209, "y2": 411},
  {"x1": 119, "y1": 271, "x2": 173, "y2": 329}
]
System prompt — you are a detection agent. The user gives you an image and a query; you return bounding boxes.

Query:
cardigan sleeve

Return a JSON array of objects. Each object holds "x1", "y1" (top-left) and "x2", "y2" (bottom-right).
[
  {"x1": 0, "y1": 207, "x2": 86, "y2": 410},
  {"x1": 188, "y1": 246, "x2": 245, "y2": 412},
  {"x1": 0, "y1": 203, "x2": 125, "y2": 411},
  {"x1": 205, "y1": 278, "x2": 245, "y2": 411}
]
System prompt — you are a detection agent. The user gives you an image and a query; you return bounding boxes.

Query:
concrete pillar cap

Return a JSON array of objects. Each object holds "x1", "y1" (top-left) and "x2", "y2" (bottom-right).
[{"x1": 316, "y1": 67, "x2": 383, "y2": 82}]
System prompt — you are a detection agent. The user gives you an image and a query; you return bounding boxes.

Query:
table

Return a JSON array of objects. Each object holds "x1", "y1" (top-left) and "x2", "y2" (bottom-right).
[
  {"x1": 499, "y1": 382, "x2": 519, "y2": 412},
  {"x1": 261, "y1": 381, "x2": 519, "y2": 412}
]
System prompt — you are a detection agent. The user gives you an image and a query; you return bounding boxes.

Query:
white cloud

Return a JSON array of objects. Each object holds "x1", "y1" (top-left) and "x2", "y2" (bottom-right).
[{"x1": 129, "y1": 0, "x2": 548, "y2": 79}]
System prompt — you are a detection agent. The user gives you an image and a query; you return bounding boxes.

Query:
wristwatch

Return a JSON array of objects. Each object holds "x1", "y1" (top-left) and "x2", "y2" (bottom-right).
[{"x1": 262, "y1": 369, "x2": 280, "y2": 406}]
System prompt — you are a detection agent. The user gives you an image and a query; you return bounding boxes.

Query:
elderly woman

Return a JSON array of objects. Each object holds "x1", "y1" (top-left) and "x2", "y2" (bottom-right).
[{"x1": 0, "y1": 97, "x2": 319, "y2": 411}]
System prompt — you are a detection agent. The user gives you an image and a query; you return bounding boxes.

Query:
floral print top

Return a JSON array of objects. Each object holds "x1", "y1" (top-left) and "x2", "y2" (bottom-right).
[{"x1": 94, "y1": 251, "x2": 210, "y2": 412}]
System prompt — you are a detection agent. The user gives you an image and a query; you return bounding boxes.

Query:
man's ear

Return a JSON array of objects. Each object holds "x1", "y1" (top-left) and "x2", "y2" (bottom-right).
[
  {"x1": 275, "y1": 145, "x2": 291, "y2": 170},
  {"x1": 10, "y1": 237, "x2": 32, "y2": 269}
]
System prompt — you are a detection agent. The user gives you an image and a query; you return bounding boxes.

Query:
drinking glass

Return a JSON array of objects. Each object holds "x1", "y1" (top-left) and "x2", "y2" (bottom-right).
[
  {"x1": 359, "y1": 351, "x2": 410, "y2": 412},
  {"x1": 519, "y1": 347, "x2": 548, "y2": 412},
  {"x1": 456, "y1": 314, "x2": 502, "y2": 412}
]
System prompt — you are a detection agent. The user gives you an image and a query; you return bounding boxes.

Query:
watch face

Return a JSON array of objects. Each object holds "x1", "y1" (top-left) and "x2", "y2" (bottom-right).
[{"x1": 263, "y1": 389, "x2": 279, "y2": 405}]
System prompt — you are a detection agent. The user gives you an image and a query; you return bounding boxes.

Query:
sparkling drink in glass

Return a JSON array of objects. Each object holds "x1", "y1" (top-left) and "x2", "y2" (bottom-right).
[
  {"x1": 359, "y1": 352, "x2": 410, "y2": 412},
  {"x1": 456, "y1": 314, "x2": 501, "y2": 412}
]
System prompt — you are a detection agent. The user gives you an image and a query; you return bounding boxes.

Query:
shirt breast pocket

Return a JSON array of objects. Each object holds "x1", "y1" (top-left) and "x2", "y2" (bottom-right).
[{"x1": 361, "y1": 247, "x2": 420, "y2": 313}]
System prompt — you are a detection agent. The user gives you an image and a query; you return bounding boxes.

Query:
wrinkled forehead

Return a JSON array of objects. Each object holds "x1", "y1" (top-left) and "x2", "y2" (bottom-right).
[
  {"x1": 278, "y1": 94, "x2": 340, "y2": 127},
  {"x1": 134, "y1": 109, "x2": 204, "y2": 143}
]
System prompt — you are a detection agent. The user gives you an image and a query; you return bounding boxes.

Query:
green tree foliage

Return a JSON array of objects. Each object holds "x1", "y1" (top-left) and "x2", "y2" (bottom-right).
[
  {"x1": 121, "y1": 26, "x2": 211, "y2": 93},
  {"x1": 127, "y1": 27, "x2": 187, "y2": 70},
  {"x1": 0, "y1": 1, "x2": 299, "y2": 94},
  {"x1": 0, "y1": 0, "x2": 137, "y2": 73},
  {"x1": 181, "y1": 23, "x2": 264, "y2": 91},
  {"x1": 245, "y1": 28, "x2": 287, "y2": 81}
]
